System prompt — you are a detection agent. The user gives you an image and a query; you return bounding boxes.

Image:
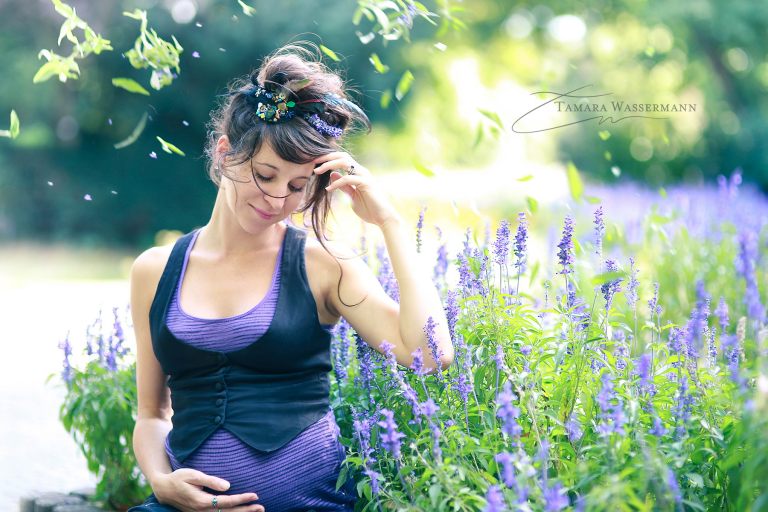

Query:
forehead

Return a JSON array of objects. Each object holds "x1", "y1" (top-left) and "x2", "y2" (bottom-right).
[{"x1": 251, "y1": 143, "x2": 312, "y2": 174}]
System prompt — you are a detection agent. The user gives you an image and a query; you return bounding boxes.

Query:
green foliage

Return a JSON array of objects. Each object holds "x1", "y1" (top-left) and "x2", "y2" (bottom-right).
[{"x1": 47, "y1": 307, "x2": 150, "y2": 510}]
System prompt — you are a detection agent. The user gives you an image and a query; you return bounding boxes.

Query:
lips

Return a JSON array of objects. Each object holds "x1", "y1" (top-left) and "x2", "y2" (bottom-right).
[{"x1": 250, "y1": 204, "x2": 276, "y2": 219}]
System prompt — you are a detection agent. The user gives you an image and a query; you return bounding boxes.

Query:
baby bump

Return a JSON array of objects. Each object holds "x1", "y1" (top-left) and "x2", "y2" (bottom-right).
[{"x1": 166, "y1": 410, "x2": 355, "y2": 509}]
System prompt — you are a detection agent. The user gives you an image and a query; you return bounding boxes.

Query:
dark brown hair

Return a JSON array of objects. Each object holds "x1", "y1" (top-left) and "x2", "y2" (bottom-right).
[{"x1": 203, "y1": 41, "x2": 372, "y2": 308}]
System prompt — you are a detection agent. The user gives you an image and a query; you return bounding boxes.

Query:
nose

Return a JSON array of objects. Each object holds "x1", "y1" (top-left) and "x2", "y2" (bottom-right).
[{"x1": 262, "y1": 192, "x2": 286, "y2": 212}]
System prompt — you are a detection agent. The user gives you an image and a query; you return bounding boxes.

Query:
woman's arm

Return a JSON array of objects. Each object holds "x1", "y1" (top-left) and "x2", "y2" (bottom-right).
[
  {"x1": 129, "y1": 248, "x2": 175, "y2": 490},
  {"x1": 379, "y1": 215, "x2": 454, "y2": 369}
]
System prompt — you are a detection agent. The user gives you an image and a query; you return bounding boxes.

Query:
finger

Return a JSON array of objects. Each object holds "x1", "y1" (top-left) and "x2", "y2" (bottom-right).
[
  {"x1": 201, "y1": 492, "x2": 260, "y2": 509},
  {"x1": 313, "y1": 158, "x2": 351, "y2": 175},
  {"x1": 325, "y1": 174, "x2": 365, "y2": 192}
]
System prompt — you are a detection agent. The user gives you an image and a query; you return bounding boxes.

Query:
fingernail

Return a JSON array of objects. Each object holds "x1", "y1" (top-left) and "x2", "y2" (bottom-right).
[{"x1": 325, "y1": 186, "x2": 330, "y2": 191}]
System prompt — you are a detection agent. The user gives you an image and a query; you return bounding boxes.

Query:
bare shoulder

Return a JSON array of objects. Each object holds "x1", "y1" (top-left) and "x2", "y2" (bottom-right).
[
  {"x1": 304, "y1": 233, "x2": 371, "y2": 317},
  {"x1": 130, "y1": 243, "x2": 174, "y2": 299}
]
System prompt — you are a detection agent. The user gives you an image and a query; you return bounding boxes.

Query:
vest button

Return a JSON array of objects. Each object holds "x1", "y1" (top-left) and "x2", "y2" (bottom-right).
[
  {"x1": 214, "y1": 415, "x2": 222, "y2": 424},
  {"x1": 215, "y1": 382, "x2": 224, "y2": 391},
  {"x1": 216, "y1": 398, "x2": 224, "y2": 406}
]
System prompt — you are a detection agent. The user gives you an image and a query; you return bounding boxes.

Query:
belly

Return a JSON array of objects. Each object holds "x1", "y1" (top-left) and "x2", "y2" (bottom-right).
[{"x1": 165, "y1": 410, "x2": 357, "y2": 511}]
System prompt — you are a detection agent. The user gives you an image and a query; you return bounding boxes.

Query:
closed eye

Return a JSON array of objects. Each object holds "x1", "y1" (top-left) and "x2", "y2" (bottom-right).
[{"x1": 255, "y1": 174, "x2": 305, "y2": 193}]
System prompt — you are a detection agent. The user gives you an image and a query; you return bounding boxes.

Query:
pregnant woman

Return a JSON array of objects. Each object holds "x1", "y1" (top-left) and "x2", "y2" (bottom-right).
[{"x1": 127, "y1": 42, "x2": 453, "y2": 512}]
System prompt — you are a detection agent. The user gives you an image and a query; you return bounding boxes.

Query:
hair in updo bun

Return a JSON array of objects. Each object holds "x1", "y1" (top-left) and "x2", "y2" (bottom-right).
[{"x1": 203, "y1": 41, "x2": 372, "y2": 308}]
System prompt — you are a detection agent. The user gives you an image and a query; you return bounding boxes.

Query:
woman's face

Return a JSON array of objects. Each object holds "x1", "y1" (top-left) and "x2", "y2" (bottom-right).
[{"x1": 218, "y1": 137, "x2": 315, "y2": 228}]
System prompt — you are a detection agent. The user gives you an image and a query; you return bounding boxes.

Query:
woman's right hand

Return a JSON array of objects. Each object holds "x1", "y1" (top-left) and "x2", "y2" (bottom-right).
[{"x1": 153, "y1": 469, "x2": 264, "y2": 511}]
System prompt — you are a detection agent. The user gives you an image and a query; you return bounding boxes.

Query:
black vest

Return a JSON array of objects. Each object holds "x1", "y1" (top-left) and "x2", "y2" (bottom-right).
[{"x1": 148, "y1": 223, "x2": 333, "y2": 464}]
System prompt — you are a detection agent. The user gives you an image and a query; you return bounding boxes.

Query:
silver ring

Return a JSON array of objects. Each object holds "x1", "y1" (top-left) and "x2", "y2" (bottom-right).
[
  {"x1": 211, "y1": 496, "x2": 218, "y2": 508},
  {"x1": 347, "y1": 165, "x2": 356, "y2": 176}
]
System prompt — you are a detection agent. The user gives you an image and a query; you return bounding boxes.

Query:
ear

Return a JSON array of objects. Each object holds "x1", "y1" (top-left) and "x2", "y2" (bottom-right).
[{"x1": 215, "y1": 136, "x2": 231, "y2": 163}]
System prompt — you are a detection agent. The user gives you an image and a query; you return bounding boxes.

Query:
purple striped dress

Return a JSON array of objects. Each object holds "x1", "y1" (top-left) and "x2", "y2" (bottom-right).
[{"x1": 163, "y1": 227, "x2": 357, "y2": 511}]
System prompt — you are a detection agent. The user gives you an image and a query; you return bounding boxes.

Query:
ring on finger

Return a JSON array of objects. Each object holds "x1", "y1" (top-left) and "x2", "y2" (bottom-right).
[{"x1": 346, "y1": 165, "x2": 356, "y2": 176}]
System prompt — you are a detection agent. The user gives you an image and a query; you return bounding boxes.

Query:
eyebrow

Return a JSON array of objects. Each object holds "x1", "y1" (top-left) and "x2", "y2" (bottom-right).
[{"x1": 253, "y1": 160, "x2": 311, "y2": 180}]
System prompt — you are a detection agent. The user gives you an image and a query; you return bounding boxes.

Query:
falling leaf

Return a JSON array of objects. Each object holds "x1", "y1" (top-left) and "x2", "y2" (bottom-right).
[
  {"x1": 517, "y1": 175, "x2": 533, "y2": 182},
  {"x1": 47, "y1": 181, "x2": 54, "y2": 186},
  {"x1": 611, "y1": 166, "x2": 621, "y2": 177},
  {"x1": 566, "y1": 161, "x2": 583, "y2": 201},
  {"x1": 412, "y1": 159, "x2": 435, "y2": 177},
  {"x1": 584, "y1": 196, "x2": 601, "y2": 204},
  {"x1": 604, "y1": 151, "x2": 611, "y2": 161},
  {"x1": 591, "y1": 269, "x2": 628, "y2": 286},
  {"x1": 526, "y1": 196, "x2": 538, "y2": 213},
  {"x1": 237, "y1": 0, "x2": 256, "y2": 16},
  {"x1": 369, "y1": 53, "x2": 389, "y2": 74},
  {"x1": 112, "y1": 77, "x2": 150, "y2": 96},
  {"x1": 84, "y1": 194, "x2": 92, "y2": 201},
  {"x1": 434, "y1": 42, "x2": 447, "y2": 51},
  {"x1": 380, "y1": 89, "x2": 392, "y2": 109},
  {"x1": 478, "y1": 109, "x2": 504, "y2": 130},
  {"x1": 114, "y1": 112, "x2": 148, "y2": 149},
  {"x1": 320, "y1": 44, "x2": 341, "y2": 62},
  {"x1": 218, "y1": 47, "x2": 227, "y2": 52},
  {"x1": 156, "y1": 136, "x2": 186, "y2": 156},
  {"x1": 149, "y1": 151, "x2": 157, "y2": 159},
  {"x1": 111, "y1": 190, "x2": 118, "y2": 194},
  {"x1": 192, "y1": 51, "x2": 200, "y2": 58},
  {"x1": 395, "y1": 70, "x2": 414, "y2": 101},
  {"x1": 182, "y1": 120, "x2": 189, "y2": 126},
  {"x1": 598, "y1": 130, "x2": 610, "y2": 140},
  {"x1": 195, "y1": 22, "x2": 202, "y2": 27}
]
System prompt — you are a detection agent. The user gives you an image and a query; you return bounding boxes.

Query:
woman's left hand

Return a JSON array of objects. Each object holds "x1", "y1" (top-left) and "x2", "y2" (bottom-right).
[{"x1": 313, "y1": 151, "x2": 400, "y2": 227}]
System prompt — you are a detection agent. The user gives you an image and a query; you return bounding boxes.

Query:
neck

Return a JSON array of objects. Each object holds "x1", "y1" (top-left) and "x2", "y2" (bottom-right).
[{"x1": 198, "y1": 188, "x2": 286, "y2": 260}]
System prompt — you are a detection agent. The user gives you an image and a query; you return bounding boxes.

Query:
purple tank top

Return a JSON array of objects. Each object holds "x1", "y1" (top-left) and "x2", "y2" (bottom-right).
[{"x1": 162, "y1": 227, "x2": 354, "y2": 509}]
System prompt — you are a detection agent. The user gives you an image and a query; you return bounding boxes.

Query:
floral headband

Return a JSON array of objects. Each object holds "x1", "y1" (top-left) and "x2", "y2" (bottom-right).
[{"x1": 231, "y1": 74, "x2": 365, "y2": 139}]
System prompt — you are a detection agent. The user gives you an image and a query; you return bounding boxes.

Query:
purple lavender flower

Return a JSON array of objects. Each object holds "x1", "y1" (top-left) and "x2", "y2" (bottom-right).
[
  {"x1": 493, "y1": 343, "x2": 506, "y2": 372},
  {"x1": 594, "y1": 205, "x2": 605, "y2": 262},
  {"x1": 58, "y1": 330, "x2": 74, "y2": 384},
  {"x1": 422, "y1": 398, "x2": 439, "y2": 418},
  {"x1": 736, "y1": 230, "x2": 765, "y2": 324},
  {"x1": 376, "y1": 243, "x2": 400, "y2": 302},
  {"x1": 484, "y1": 484, "x2": 505, "y2": 512},
  {"x1": 596, "y1": 372, "x2": 626, "y2": 437},
  {"x1": 648, "y1": 282, "x2": 663, "y2": 319},
  {"x1": 445, "y1": 290, "x2": 460, "y2": 345},
  {"x1": 364, "y1": 468, "x2": 382, "y2": 495},
  {"x1": 377, "y1": 409, "x2": 406, "y2": 459},
  {"x1": 542, "y1": 481, "x2": 569, "y2": 512},
  {"x1": 565, "y1": 414, "x2": 583, "y2": 443},
  {"x1": 668, "y1": 327, "x2": 686, "y2": 365},
  {"x1": 333, "y1": 319, "x2": 351, "y2": 382},
  {"x1": 715, "y1": 297, "x2": 729, "y2": 334},
  {"x1": 557, "y1": 215, "x2": 575, "y2": 275},
  {"x1": 424, "y1": 316, "x2": 445, "y2": 376},
  {"x1": 355, "y1": 333, "x2": 375, "y2": 395},
  {"x1": 635, "y1": 353, "x2": 656, "y2": 396},
  {"x1": 513, "y1": 212, "x2": 528, "y2": 275},
  {"x1": 673, "y1": 375, "x2": 693, "y2": 439},
  {"x1": 494, "y1": 452, "x2": 517, "y2": 488},
  {"x1": 496, "y1": 381, "x2": 522, "y2": 444},
  {"x1": 626, "y1": 257, "x2": 639, "y2": 314},
  {"x1": 600, "y1": 259, "x2": 623, "y2": 312},
  {"x1": 409, "y1": 346, "x2": 427, "y2": 377},
  {"x1": 415, "y1": 205, "x2": 427, "y2": 253},
  {"x1": 458, "y1": 252, "x2": 474, "y2": 298},
  {"x1": 454, "y1": 372, "x2": 473, "y2": 408},
  {"x1": 472, "y1": 247, "x2": 491, "y2": 299},
  {"x1": 379, "y1": 340, "x2": 397, "y2": 372},
  {"x1": 433, "y1": 226, "x2": 449, "y2": 286},
  {"x1": 666, "y1": 467, "x2": 683, "y2": 506},
  {"x1": 493, "y1": 219, "x2": 511, "y2": 268},
  {"x1": 649, "y1": 411, "x2": 667, "y2": 437}
]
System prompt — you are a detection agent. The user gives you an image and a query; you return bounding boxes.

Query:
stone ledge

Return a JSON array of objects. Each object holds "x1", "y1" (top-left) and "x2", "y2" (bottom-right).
[{"x1": 19, "y1": 488, "x2": 113, "y2": 512}]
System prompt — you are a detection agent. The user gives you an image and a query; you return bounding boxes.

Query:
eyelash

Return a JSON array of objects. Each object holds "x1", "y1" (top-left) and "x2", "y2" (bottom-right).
[{"x1": 255, "y1": 174, "x2": 305, "y2": 193}]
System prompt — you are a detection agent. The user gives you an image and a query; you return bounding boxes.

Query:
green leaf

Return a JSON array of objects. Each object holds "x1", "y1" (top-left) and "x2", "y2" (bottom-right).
[
  {"x1": 517, "y1": 175, "x2": 533, "y2": 182},
  {"x1": 114, "y1": 112, "x2": 147, "y2": 149},
  {"x1": 478, "y1": 109, "x2": 504, "y2": 130},
  {"x1": 237, "y1": 0, "x2": 256, "y2": 16},
  {"x1": 395, "y1": 70, "x2": 414, "y2": 101},
  {"x1": 584, "y1": 195, "x2": 601, "y2": 204},
  {"x1": 112, "y1": 77, "x2": 150, "y2": 96},
  {"x1": 598, "y1": 130, "x2": 611, "y2": 140},
  {"x1": 526, "y1": 196, "x2": 538, "y2": 213},
  {"x1": 368, "y1": 53, "x2": 389, "y2": 74},
  {"x1": 412, "y1": 159, "x2": 435, "y2": 177},
  {"x1": 156, "y1": 136, "x2": 186, "y2": 156},
  {"x1": 9, "y1": 110, "x2": 20, "y2": 139},
  {"x1": 319, "y1": 44, "x2": 340, "y2": 62},
  {"x1": 380, "y1": 89, "x2": 392, "y2": 109},
  {"x1": 566, "y1": 161, "x2": 583, "y2": 201}
]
